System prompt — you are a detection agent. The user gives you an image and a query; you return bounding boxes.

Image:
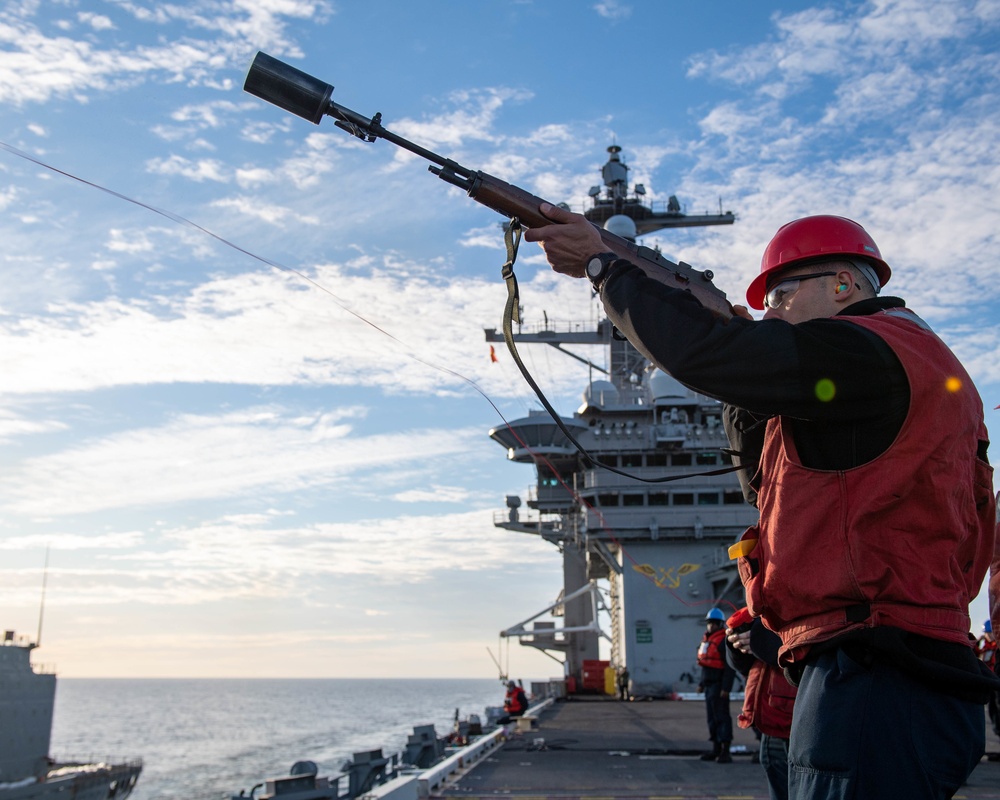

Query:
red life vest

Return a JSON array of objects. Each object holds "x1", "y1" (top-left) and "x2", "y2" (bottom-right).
[
  {"x1": 736, "y1": 308, "x2": 996, "y2": 664},
  {"x1": 726, "y1": 607, "x2": 796, "y2": 737},
  {"x1": 697, "y1": 628, "x2": 727, "y2": 669},
  {"x1": 975, "y1": 636, "x2": 998, "y2": 667},
  {"x1": 738, "y1": 660, "x2": 796, "y2": 738},
  {"x1": 504, "y1": 687, "x2": 526, "y2": 714}
]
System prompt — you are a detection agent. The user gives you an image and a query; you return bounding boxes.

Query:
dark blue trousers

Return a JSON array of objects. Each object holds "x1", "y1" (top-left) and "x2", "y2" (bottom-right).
[
  {"x1": 788, "y1": 648, "x2": 984, "y2": 799},
  {"x1": 760, "y1": 733, "x2": 789, "y2": 800},
  {"x1": 703, "y1": 681, "x2": 733, "y2": 744}
]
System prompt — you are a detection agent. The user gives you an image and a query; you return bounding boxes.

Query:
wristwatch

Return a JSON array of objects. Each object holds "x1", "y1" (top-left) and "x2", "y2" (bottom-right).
[{"x1": 585, "y1": 252, "x2": 619, "y2": 291}]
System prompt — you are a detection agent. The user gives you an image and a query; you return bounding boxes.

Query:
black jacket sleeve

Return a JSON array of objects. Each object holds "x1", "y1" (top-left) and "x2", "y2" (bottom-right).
[
  {"x1": 600, "y1": 263, "x2": 909, "y2": 469},
  {"x1": 601, "y1": 262, "x2": 903, "y2": 420}
]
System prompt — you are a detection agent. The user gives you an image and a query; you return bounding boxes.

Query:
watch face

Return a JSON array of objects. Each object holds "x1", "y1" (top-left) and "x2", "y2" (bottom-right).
[{"x1": 586, "y1": 256, "x2": 604, "y2": 279}]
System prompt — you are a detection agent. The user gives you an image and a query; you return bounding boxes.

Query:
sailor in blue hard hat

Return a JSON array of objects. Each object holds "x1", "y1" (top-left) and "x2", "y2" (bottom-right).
[
  {"x1": 975, "y1": 621, "x2": 996, "y2": 664},
  {"x1": 697, "y1": 607, "x2": 735, "y2": 763}
]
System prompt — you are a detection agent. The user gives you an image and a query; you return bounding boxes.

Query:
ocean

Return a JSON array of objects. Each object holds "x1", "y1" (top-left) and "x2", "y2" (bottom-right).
[{"x1": 49, "y1": 678, "x2": 507, "y2": 800}]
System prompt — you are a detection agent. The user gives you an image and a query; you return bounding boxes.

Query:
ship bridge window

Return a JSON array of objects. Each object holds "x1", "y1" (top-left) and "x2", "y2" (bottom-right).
[
  {"x1": 673, "y1": 493, "x2": 694, "y2": 506},
  {"x1": 623, "y1": 493, "x2": 644, "y2": 507},
  {"x1": 622, "y1": 454, "x2": 643, "y2": 468},
  {"x1": 672, "y1": 453, "x2": 692, "y2": 466},
  {"x1": 598, "y1": 454, "x2": 619, "y2": 468},
  {"x1": 649, "y1": 492, "x2": 669, "y2": 506},
  {"x1": 538, "y1": 466, "x2": 562, "y2": 488},
  {"x1": 647, "y1": 454, "x2": 667, "y2": 468},
  {"x1": 597, "y1": 493, "x2": 620, "y2": 507},
  {"x1": 697, "y1": 493, "x2": 721, "y2": 505},
  {"x1": 696, "y1": 452, "x2": 719, "y2": 466},
  {"x1": 724, "y1": 490, "x2": 745, "y2": 505}
]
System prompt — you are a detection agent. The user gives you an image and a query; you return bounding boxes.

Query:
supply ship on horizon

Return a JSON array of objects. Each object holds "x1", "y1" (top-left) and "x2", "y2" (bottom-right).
[{"x1": 0, "y1": 630, "x2": 142, "y2": 800}]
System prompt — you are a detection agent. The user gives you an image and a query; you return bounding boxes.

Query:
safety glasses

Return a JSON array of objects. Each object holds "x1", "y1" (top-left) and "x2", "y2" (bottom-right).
[{"x1": 763, "y1": 271, "x2": 836, "y2": 309}]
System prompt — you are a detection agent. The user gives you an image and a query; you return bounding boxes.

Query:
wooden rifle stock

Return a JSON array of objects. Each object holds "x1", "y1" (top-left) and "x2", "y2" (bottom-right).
[
  {"x1": 244, "y1": 51, "x2": 733, "y2": 318},
  {"x1": 467, "y1": 173, "x2": 733, "y2": 317}
]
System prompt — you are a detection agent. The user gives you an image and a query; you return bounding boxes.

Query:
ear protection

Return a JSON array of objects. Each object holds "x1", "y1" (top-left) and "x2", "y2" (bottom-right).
[{"x1": 835, "y1": 283, "x2": 848, "y2": 294}]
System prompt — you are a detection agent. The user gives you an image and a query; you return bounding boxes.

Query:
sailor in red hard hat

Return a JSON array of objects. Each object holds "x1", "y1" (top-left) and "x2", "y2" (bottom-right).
[
  {"x1": 746, "y1": 215, "x2": 891, "y2": 312},
  {"x1": 526, "y1": 203, "x2": 999, "y2": 799}
]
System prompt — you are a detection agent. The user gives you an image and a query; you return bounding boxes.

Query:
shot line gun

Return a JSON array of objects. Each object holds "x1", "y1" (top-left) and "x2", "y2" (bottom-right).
[{"x1": 243, "y1": 51, "x2": 733, "y2": 318}]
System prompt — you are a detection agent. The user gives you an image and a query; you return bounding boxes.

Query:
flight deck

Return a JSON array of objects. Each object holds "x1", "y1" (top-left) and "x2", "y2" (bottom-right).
[{"x1": 437, "y1": 696, "x2": 1000, "y2": 800}]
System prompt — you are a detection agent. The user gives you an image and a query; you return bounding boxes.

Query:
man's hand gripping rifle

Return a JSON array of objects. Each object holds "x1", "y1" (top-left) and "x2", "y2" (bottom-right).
[{"x1": 243, "y1": 52, "x2": 733, "y2": 319}]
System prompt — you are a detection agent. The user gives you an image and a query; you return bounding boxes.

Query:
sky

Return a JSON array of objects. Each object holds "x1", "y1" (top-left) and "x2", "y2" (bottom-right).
[{"x1": 1, "y1": 0, "x2": 998, "y2": 679}]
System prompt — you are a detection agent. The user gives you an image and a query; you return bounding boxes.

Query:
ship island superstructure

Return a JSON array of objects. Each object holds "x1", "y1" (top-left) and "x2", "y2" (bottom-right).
[{"x1": 485, "y1": 146, "x2": 755, "y2": 697}]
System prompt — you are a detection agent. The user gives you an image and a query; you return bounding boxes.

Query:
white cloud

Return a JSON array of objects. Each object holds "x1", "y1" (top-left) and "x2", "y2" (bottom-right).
[
  {"x1": 146, "y1": 154, "x2": 229, "y2": 182},
  {"x1": 0, "y1": 186, "x2": 17, "y2": 211},
  {"x1": 170, "y1": 100, "x2": 247, "y2": 128},
  {"x1": 594, "y1": 1, "x2": 632, "y2": 21},
  {"x1": 389, "y1": 88, "x2": 533, "y2": 153},
  {"x1": 393, "y1": 485, "x2": 472, "y2": 503},
  {"x1": 520, "y1": 124, "x2": 574, "y2": 147},
  {"x1": 239, "y1": 119, "x2": 291, "y2": 144},
  {"x1": 211, "y1": 194, "x2": 317, "y2": 224},
  {"x1": 146, "y1": 508, "x2": 546, "y2": 584},
  {"x1": 458, "y1": 224, "x2": 507, "y2": 249},
  {"x1": 0, "y1": 1, "x2": 334, "y2": 105},
  {"x1": 0, "y1": 405, "x2": 484, "y2": 516},
  {"x1": 0, "y1": 258, "x2": 598, "y2": 399},
  {"x1": 78, "y1": 12, "x2": 116, "y2": 31},
  {"x1": 0, "y1": 531, "x2": 143, "y2": 550},
  {"x1": 859, "y1": 0, "x2": 990, "y2": 47},
  {"x1": 675, "y1": 0, "x2": 1000, "y2": 332},
  {"x1": 233, "y1": 166, "x2": 274, "y2": 187},
  {"x1": 687, "y1": 1, "x2": 999, "y2": 100},
  {"x1": 0, "y1": 508, "x2": 555, "y2": 613},
  {"x1": 0, "y1": 21, "x2": 200, "y2": 105},
  {"x1": 106, "y1": 227, "x2": 155, "y2": 253},
  {"x1": 0, "y1": 410, "x2": 68, "y2": 443}
]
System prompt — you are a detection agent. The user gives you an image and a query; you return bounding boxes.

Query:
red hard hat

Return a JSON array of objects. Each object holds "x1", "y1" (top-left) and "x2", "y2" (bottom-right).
[{"x1": 746, "y1": 215, "x2": 891, "y2": 310}]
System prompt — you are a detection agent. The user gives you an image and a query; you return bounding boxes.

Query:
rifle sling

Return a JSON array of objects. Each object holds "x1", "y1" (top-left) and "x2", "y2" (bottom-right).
[{"x1": 498, "y1": 218, "x2": 743, "y2": 485}]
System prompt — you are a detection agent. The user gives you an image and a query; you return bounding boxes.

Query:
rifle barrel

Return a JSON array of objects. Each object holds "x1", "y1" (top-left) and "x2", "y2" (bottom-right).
[{"x1": 243, "y1": 51, "x2": 733, "y2": 318}]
